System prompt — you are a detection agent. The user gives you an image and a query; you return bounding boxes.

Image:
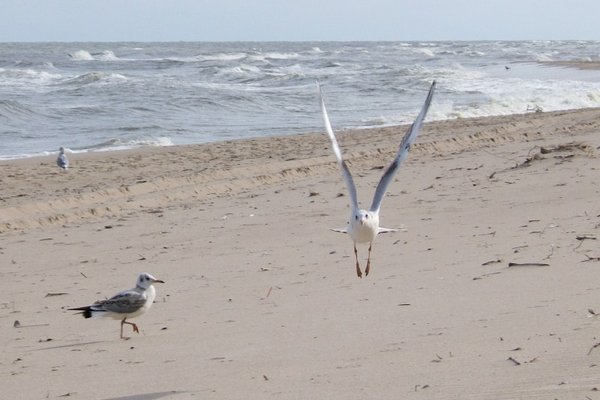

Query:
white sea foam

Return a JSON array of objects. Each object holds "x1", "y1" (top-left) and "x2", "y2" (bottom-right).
[
  {"x1": 436, "y1": 77, "x2": 600, "y2": 120},
  {"x1": 0, "y1": 137, "x2": 175, "y2": 160},
  {"x1": 199, "y1": 52, "x2": 247, "y2": 62},
  {"x1": 68, "y1": 50, "x2": 121, "y2": 61},
  {"x1": 69, "y1": 50, "x2": 94, "y2": 61},
  {"x1": 95, "y1": 50, "x2": 120, "y2": 61},
  {"x1": 360, "y1": 115, "x2": 387, "y2": 126},
  {"x1": 534, "y1": 53, "x2": 555, "y2": 62},
  {"x1": 413, "y1": 48, "x2": 436, "y2": 58},
  {"x1": 270, "y1": 64, "x2": 310, "y2": 78},
  {"x1": 69, "y1": 136, "x2": 175, "y2": 154},
  {"x1": 0, "y1": 68, "x2": 62, "y2": 87},
  {"x1": 263, "y1": 52, "x2": 299, "y2": 60},
  {"x1": 62, "y1": 72, "x2": 128, "y2": 86},
  {"x1": 217, "y1": 64, "x2": 262, "y2": 78}
]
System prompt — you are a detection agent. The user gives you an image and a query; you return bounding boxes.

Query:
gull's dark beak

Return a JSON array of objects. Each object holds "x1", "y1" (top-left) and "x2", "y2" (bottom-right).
[{"x1": 152, "y1": 279, "x2": 165, "y2": 284}]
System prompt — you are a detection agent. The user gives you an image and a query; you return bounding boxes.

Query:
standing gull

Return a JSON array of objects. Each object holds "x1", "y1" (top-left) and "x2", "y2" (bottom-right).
[
  {"x1": 69, "y1": 273, "x2": 164, "y2": 339},
  {"x1": 318, "y1": 81, "x2": 436, "y2": 277},
  {"x1": 57, "y1": 147, "x2": 69, "y2": 171}
]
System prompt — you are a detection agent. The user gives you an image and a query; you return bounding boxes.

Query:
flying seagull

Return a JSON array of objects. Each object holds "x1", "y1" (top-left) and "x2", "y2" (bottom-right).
[
  {"x1": 69, "y1": 273, "x2": 164, "y2": 339},
  {"x1": 57, "y1": 147, "x2": 69, "y2": 171},
  {"x1": 318, "y1": 80, "x2": 436, "y2": 277}
]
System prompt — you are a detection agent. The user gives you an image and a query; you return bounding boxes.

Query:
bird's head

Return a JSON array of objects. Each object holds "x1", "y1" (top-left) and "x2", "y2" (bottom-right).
[
  {"x1": 353, "y1": 210, "x2": 375, "y2": 226},
  {"x1": 136, "y1": 272, "x2": 164, "y2": 289}
]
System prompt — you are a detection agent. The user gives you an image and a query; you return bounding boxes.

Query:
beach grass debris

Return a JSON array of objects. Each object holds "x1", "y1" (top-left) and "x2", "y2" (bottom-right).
[
  {"x1": 482, "y1": 259, "x2": 502, "y2": 266},
  {"x1": 588, "y1": 342, "x2": 600, "y2": 356},
  {"x1": 582, "y1": 255, "x2": 600, "y2": 263},
  {"x1": 507, "y1": 356, "x2": 521, "y2": 366},
  {"x1": 414, "y1": 384, "x2": 430, "y2": 392},
  {"x1": 13, "y1": 320, "x2": 50, "y2": 328},
  {"x1": 45, "y1": 292, "x2": 68, "y2": 297},
  {"x1": 490, "y1": 141, "x2": 595, "y2": 177},
  {"x1": 576, "y1": 234, "x2": 596, "y2": 241},
  {"x1": 265, "y1": 287, "x2": 273, "y2": 298},
  {"x1": 508, "y1": 262, "x2": 550, "y2": 267}
]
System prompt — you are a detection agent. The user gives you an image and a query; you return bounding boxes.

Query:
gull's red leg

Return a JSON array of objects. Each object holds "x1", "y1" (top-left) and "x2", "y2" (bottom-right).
[
  {"x1": 365, "y1": 243, "x2": 373, "y2": 276},
  {"x1": 354, "y1": 244, "x2": 362, "y2": 278}
]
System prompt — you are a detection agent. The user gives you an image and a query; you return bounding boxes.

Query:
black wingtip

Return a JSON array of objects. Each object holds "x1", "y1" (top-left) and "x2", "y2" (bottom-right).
[
  {"x1": 420, "y1": 80, "x2": 437, "y2": 113},
  {"x1": 428, "y1": 80, "x2": 436, "y2": 98}
]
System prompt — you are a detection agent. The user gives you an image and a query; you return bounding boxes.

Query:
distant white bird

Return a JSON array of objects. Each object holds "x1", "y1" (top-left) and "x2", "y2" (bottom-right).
[
  {"x1": 69, "y1": 273, "x2": 164, "y2": 339},
  {"x1": 57, "y1": 147, "x2": 69, "y2": 171},
  {"x1": 318, "y1": 81, "x2": 436, "y2": 277}
]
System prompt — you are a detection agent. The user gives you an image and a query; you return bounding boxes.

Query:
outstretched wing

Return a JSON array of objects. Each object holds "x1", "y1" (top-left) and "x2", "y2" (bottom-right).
[
  {"x1": 370, "y1": 80, "x2": 436, "y2": 213},
  {"x1": 317, "y1": 82, "x2": 359, "y2": 212},
  {"x1": 330, "y1": 227, "x2": 348, "y2": 234},
  {"x1": 92, "y1": 289, "x2": 147, "y2": 314},
  {"x1": 377, "y1": 227, "x2": 400, "y2": 234}
]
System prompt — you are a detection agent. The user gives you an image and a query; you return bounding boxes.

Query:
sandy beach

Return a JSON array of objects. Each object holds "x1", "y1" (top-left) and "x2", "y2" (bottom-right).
[{"x1": 2, "y1": 107, "x2": 600, "y2": 399}]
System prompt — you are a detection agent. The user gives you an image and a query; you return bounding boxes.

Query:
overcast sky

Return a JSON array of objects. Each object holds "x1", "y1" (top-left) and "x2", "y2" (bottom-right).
[{"x1": 1, "y1": 0, "x2": 598, "y2": 42}]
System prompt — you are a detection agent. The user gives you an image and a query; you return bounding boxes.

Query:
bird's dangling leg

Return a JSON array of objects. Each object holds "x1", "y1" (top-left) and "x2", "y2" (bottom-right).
[
  {"x1": 365, "y1": 243, "x2": 373, "y2": 276},
  {"x1": 124, "y1": 320, "x2": 139, "y2": 334},
  {"x1": 354, "y1": 244, "x2": 362, "y2": 278},
  {"x1": 121, "y1": 318, "x2": 139, "y2": 340}
]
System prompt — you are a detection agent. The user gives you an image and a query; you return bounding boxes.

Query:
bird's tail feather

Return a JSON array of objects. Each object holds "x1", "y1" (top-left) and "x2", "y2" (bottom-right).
[{"x1": 68, "y1": 306, "x2": 104, "y2": 319}]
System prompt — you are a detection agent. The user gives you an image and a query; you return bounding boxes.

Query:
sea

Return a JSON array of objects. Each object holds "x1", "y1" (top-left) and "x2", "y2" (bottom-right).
[{"x1": 1, "y1": 41, "x2": 600, "y2": 160}]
